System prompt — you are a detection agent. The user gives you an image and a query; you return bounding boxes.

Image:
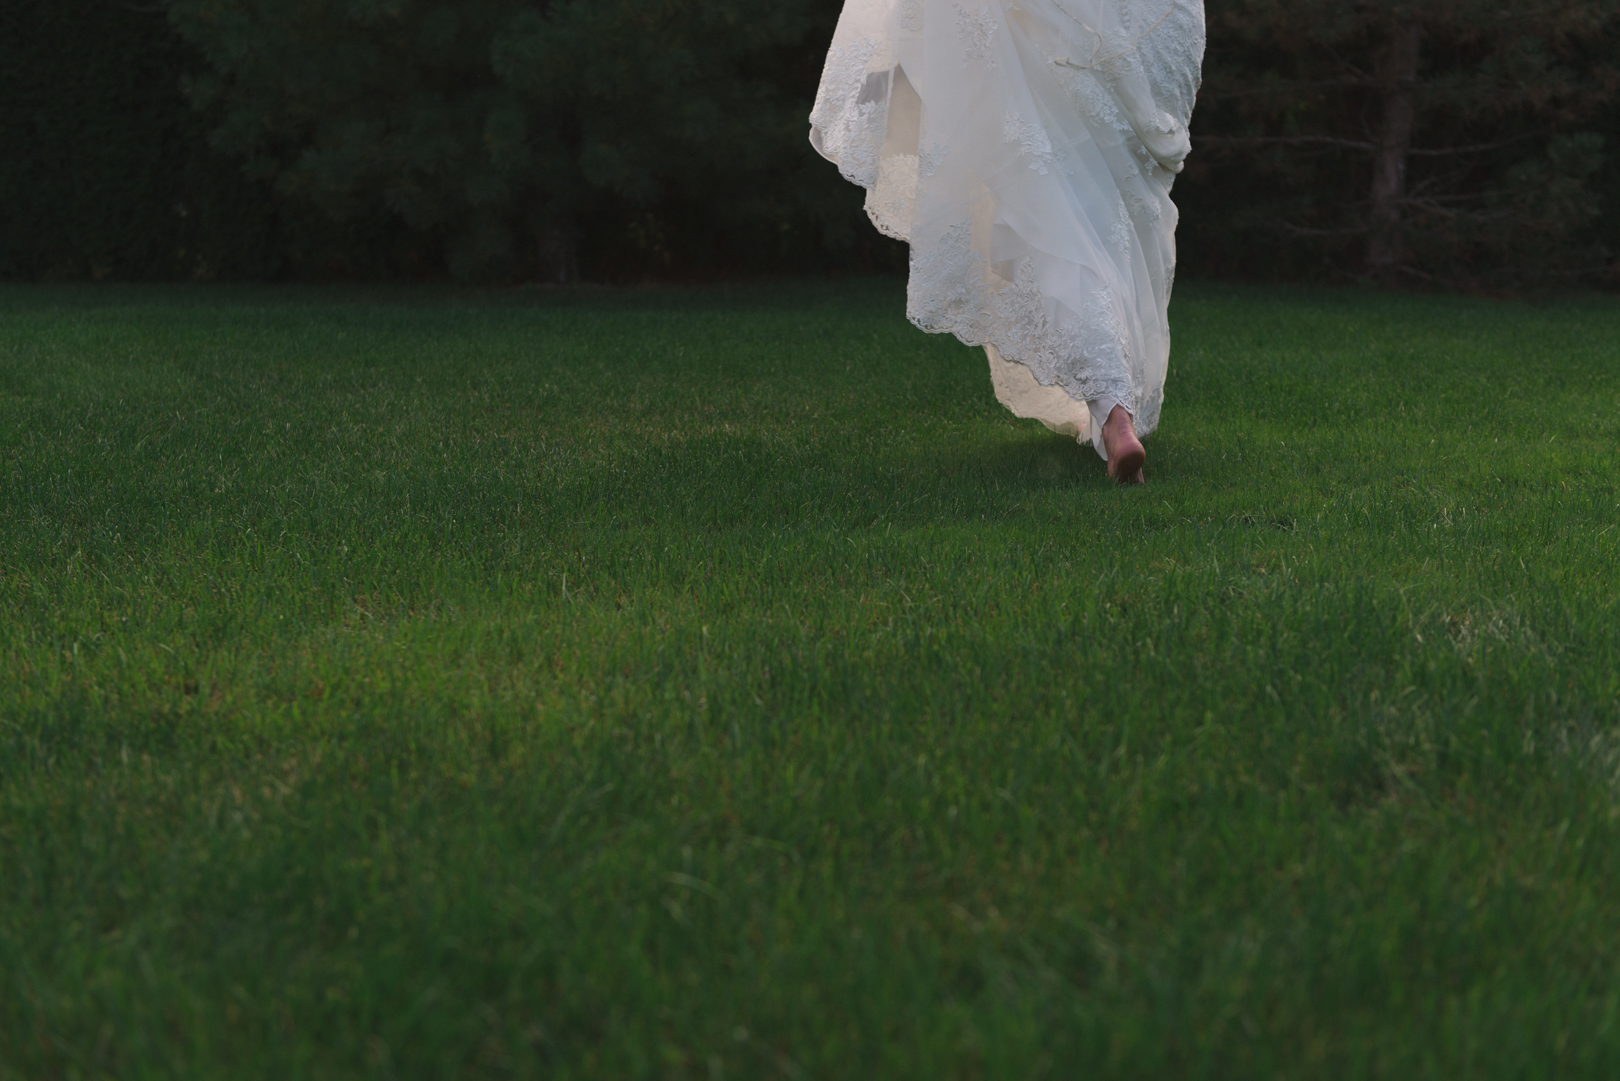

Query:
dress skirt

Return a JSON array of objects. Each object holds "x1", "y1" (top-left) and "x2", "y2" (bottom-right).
[{"x1": 810, "y1": 0, "x2": 1205, "y2": 458}]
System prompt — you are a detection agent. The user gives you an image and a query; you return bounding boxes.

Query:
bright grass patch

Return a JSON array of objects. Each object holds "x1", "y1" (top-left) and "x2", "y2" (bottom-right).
[{"x1": 2, "y1": 281, "x2": 1619, "y2": 1078}]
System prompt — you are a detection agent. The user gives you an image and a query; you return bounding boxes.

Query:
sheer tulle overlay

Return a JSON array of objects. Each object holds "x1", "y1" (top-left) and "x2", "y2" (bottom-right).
[{"x1": 811, "y1": 0, "x2": 1204, "y2": 458}]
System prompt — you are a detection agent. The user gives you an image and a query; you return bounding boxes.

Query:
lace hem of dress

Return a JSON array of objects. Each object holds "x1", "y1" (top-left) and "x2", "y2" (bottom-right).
[
  {"x1": 866, "y1": 154, "x2": 919, "y2": 241},
  {"x1": 809, "y1": 39, "x2": 888, "y2": 189},
  {"x1": 906, "y1": 219, "x2": 1141, "y2": 418}
]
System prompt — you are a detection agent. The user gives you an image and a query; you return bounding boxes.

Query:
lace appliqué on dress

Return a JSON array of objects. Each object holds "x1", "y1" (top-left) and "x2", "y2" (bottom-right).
[
  {"x1": 1137, "y1": 0, "x2": 1206, "y2": 123},
  {"x1": 1003, "y1": 112, "x2": 1055, "y2": 175},
  {"x1": 1123, "y1": 186, "x2": 1161, "y2": 224},
  {"x1": 1062, "y1": 68, "x2": 1132, "y2": 133},
  {"x1": 954, "y1": 4, "x2": 998, "y2": 66},
  {"x1": 1110, "y1": 200, "x2": 1134, "y2": 254},
  {"x1": 901, "y1": 0, "x2": 924, "y2": 31}
]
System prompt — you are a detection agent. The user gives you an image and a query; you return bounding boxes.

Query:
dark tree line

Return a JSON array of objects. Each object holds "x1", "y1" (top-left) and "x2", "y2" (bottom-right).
[
  {"x1": 164, "y1": 0, "x2": 859, "y2": 282},
  {"x1": 1181, "y1": 0, "x2": 1620, "y2": 285},
  {"x1": 4, "y1": 0, "x2": 1619, "y2": 286}
]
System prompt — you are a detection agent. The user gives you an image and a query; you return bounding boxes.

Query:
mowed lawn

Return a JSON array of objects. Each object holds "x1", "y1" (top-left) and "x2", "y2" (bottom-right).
[{"x1": 2, "y1": 280, "x2": 1618, "y2": 1079}]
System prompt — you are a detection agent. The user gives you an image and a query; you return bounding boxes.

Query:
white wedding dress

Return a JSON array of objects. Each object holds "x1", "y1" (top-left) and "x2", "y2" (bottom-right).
[{"x1": 811, "y1": 0, "x2": 1204, "y2": 458}]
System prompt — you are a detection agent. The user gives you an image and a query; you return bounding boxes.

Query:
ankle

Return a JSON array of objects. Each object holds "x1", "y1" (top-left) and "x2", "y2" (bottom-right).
[{"x1": 1104, "y1": 404, "x2": 1137, "y2": 442}]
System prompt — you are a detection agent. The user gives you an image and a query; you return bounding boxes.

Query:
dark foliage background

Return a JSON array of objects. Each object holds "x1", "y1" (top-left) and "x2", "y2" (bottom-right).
[
  {"x1": 4, "y1": 0, "x2": 1619, "y2": 286},
  {"x1": 1177, "y1": 0, "x2": 1620, "y2": 288},
  {"x1": 0, "y1": 0, "x2": 272, "y2": 281}
]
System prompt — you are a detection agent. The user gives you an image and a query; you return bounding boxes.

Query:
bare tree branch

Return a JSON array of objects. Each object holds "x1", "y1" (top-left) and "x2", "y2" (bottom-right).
[
  {"x1": 1273, "y1": 221, "x2": 1366, "y2": 238},
  {"x1": 1195, "y1": 132, "x2": 1544, "y2": 159},
  {"x1": 1206, "y1": 77, "x2": 1375, "y2": 99},
  {"x1": 1406, "y1": 133, "x2": 1542, "y2": 157},
  {"x1": 1194, "y1": 135, "x2": 1377, "y2": 151}
]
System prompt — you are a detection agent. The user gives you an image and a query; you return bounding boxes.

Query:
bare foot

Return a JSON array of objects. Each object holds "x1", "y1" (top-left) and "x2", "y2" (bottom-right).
[{"x1": 1102, "y1": 405, "x2": 1146, "y2": 485}]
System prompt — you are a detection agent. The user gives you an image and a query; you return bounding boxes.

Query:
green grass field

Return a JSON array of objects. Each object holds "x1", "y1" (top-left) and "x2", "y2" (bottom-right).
[{"x1": 2, "y1": 280, "x2": 1618, "y2": 1079}]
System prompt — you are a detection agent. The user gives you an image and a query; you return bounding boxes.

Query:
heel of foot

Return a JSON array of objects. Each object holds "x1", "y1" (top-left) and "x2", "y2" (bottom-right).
[{"x1": 1109, "y1": 447, "x2": 1146, "y2": 485}]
